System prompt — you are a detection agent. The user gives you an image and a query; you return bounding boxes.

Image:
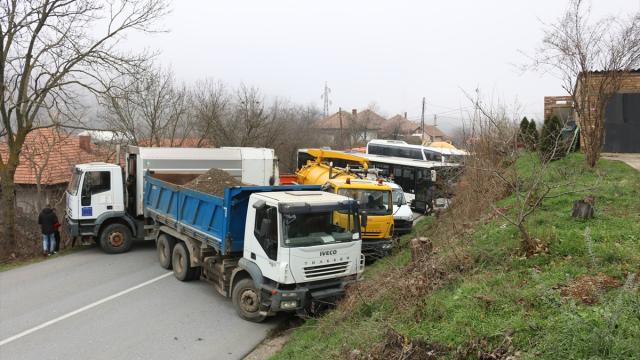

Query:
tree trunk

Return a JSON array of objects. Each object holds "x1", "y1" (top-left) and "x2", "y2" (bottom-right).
[
  {"x1": 518, "y1": 223, "x2": 536, "y2": 256},
  {"x1": 0, "y1": 166, "x2": 18, "y2": 256}
]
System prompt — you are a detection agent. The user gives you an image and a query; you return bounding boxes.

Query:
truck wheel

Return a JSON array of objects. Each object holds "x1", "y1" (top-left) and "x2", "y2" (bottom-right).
[
  {"x1": 232, "y1": 278, "x2": 267, "y2": 323},
  {"x1": 99, "y1": 223, "x2": 133, "y2": 254},
  {"x1": 172, "y1": 242, "x2": 198, "y2": 281},
  {"x1": 157, "y1": 234, "x2": 175, "y2": 269}
]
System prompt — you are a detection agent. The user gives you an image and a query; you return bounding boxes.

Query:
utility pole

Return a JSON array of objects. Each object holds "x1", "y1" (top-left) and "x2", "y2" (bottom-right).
[
  {"x1": 321, "y1": 82, "x2": 332, "y2": 118},
  {"x1": 338, "y1": 107, "x2": 344, "y2": 149},
  {"x1": 420, "y1": 97, "x2": 426, "y2": 142},
  {"x1": 433, "y1": 114, "x2": 437, "y2": 127}
]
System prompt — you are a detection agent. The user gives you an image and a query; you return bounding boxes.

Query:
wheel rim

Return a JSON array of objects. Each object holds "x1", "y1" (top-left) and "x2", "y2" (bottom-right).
[
  {"x1": 240, "y1": 288, "x2": 260, "y2": 313},
  {"x1": 175, "y1": 250, "x2": 184, "y2": 274},
  {"x1": 108, "y1": 231, "x2": 125, "y2": 247}
]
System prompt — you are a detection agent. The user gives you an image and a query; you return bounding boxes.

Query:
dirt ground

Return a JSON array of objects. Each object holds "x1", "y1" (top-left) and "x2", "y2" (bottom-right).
[
  {"x1": 183, "y1": 168, "x2": 245, "y2": 197},
  {"x1": 560, "y1": 273, "x2": 621, "y2": 305},
  {"x1": 601, "y1": 153, "x2": 640, "y2": 171}
]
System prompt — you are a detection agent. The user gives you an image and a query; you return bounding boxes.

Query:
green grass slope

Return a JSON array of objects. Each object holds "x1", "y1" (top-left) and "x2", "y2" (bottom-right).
[{"x1": 274, "y1": 154, "x2": 640, "y2": 359}]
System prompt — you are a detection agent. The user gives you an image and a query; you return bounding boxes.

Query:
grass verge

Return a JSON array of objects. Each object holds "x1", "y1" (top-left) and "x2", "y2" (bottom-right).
[{"x1": 273, "y1": 154, "x2": 640, "y2": 359}]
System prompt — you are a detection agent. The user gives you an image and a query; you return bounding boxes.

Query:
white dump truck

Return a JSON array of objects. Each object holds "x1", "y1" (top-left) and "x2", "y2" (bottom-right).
[{"x1": 65, "y1": 146, "x2": 279, "y2": 253}]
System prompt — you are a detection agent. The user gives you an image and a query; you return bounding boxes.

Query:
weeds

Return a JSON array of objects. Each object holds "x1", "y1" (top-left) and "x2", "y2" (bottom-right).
[{"x1": 274, "y1": 154, "x2": 640, "y2": 360}]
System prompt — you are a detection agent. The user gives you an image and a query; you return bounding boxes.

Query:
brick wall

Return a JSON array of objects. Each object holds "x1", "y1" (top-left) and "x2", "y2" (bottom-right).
[{"x1": 544, "y1": 96, "x2": 573, "y2": 120}]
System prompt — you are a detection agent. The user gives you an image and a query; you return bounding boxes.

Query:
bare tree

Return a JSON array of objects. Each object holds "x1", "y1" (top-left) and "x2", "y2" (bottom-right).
[
  {"x1": 535, "y1": 0, "x2": 640, "y2": 167},
  {"x1": 191, "y1": 79, "x2": 230, "y2": 147},
  {"x1": 100, "y1": 66, "x2": 193, "y2": 147},
  {"x1": 0, "y1": 0, "x2": 168, "y2": 251},
  {"x1": 468, "y1": 90, "x2": 597, "y2": 255}
]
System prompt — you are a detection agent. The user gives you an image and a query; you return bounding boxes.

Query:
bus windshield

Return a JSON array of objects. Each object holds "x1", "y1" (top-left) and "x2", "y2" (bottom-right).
[
  {"x1": 337, "y1": 188, "x2": 392, "y2": 215},
  {"x1": 282, "y1": 211, "x2": 356, "y2": 247}
]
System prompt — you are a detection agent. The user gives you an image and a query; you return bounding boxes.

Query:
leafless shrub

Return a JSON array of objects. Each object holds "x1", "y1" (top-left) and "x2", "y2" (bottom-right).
[{"x1": 533, "y1": 0, "x2": 640, "y2": 167}]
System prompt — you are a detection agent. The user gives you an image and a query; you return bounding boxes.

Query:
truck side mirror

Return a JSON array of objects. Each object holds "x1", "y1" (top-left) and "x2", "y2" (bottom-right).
[
  {"x1": 360, "y1": 211, "x2": 368, "y2": 228},
  {"x1": 252, "y1": 200, "x2": 266, "y2": 210}
]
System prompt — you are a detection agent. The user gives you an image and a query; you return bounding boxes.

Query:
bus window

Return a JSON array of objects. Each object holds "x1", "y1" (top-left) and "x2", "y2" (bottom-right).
[
  {"x1": 402, "y1": 168, "x2": 416, "y2": 193},
  {"x1": 393, "y1": 167, "x2": 402, "y2": 178},
  {"x1": 423, "y1": 150, "x2": 442, "y2": 162},
  {"x1": 368, "y1": 144, "x2": 384, "y2": 155}
]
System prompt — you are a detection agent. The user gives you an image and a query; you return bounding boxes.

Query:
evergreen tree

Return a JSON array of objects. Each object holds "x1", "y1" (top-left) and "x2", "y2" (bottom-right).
[
  {"x1": 519, "y1": 117, "x2": 529, "y2": 148},
  {"x1": 540, "y1": 116, "x2": 563, "y2": 161},
  {"x1": 527, "y1": 119, "x2": 539, "y2": 150}
]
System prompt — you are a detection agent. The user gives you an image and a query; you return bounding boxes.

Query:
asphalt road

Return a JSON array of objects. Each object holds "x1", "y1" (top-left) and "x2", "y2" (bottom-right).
[{"x1": 0, "y1": 242, "x2": 276, "y2": 360}]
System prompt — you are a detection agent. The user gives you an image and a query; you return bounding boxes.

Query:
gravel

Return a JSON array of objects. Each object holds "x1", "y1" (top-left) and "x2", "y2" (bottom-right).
[{"x1": 183, "y1": 168, "x2": 246, "y2": 197}]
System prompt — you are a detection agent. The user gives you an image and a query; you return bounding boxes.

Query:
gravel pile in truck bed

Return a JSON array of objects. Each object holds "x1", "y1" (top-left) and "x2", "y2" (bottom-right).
[{"x1": 183, "y1": 168, "x2": 247, "y2": 197}]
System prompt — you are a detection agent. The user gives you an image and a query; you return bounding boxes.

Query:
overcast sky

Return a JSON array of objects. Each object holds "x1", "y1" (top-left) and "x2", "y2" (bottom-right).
[{"x1": 126, "y1": 0, "x2": 638, "y2": 132}]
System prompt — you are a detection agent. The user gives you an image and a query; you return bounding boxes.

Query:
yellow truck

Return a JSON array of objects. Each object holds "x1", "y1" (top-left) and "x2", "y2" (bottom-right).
[{"x1": 295, "y1": 149, "x2": 394, "y2": 258}]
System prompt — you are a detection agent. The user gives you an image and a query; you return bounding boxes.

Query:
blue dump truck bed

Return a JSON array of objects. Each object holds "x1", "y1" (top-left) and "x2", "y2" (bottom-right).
[{"x1": 143, "y1": 174, "x2": 321, "y2": 254}]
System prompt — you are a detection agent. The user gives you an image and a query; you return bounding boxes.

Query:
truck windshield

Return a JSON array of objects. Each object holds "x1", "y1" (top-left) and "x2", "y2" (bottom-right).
[
  {"x1": 282, "y1": 211, "x2": 356, "y2": 248},
  {"x1": 337, "y1": 189, "x2": 392, "y2": 215},
  {"x1": 67, "y1": 171, "x2": 82, "y2": 196}
]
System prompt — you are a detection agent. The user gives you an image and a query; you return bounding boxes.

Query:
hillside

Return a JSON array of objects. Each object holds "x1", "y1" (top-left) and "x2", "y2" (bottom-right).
[{"x1": 273, "y1": 154, "x2": 640, "y2": 359}]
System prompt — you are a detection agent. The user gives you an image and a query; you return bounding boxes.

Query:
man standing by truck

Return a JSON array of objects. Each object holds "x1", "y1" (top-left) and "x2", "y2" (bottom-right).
[{"x1": 38, "y1": 204, "x2": 58, "y2": 256}]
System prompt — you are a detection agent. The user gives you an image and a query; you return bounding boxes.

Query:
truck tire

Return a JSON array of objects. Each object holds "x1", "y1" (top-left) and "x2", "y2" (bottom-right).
[
  {"x1": 157, "y1": 234, "x2": 175, "y2": 269},
  {"x1": 99, "y1": 223, "x2": 133, "y2": 254},
  {"x1": 172, "y1": 242, "x2": 198, "y2": 281},
  {"x1": 232, "y1": 278, "x2": 267, "y2": 323}
]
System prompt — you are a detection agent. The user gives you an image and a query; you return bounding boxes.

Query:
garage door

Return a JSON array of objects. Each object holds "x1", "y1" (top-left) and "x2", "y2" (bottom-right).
[{"x1": 604, "y1": 93, "x2": 640, "y2": 153}]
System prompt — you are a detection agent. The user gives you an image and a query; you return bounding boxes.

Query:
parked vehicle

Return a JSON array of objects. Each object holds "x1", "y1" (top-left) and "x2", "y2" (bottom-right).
[
  {"x1": 385, "y1": 182, "x2": 414, "y2": 235},
  {"x1": 144, "y1": 175, "x2": 364, "y2": 322},
  {"x1": 293, "y1": 149, "x2": 395, "y2": 259},
  {"x1": 366, "y1": 139, "x2": 468, "y2": 165},
  {"x1": 66, "y1": 146, "x2": 279, "y2": 253}
]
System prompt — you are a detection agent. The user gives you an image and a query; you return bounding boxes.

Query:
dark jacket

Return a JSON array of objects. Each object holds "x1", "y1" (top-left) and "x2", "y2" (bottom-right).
[{"x1": 38, "y1": 208, "x2": 59, "y2": 235}]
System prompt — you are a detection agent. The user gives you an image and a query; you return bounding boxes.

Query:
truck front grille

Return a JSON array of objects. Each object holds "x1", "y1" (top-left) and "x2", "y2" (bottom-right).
[{"x1": 304, "y1": 261, "x2": 349, "y2": 278}]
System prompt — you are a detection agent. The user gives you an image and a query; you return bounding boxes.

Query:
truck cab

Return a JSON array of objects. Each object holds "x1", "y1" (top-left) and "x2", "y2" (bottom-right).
[
  {"x1": 66, "y1": 162, "x2": 137, "y2": 252},
  {"x1": 322, "y1": 178, "x2": 394, "y2": 259}
]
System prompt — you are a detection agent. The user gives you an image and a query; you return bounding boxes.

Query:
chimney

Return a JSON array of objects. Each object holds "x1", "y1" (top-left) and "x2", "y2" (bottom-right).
[
  {"x1": 352, "y1": 109, "x2": 357, "y2": 117},
  {"x1": 79, "y1": 134, "x2": 91, "y2": 152},
  {"x1": 404, "y1": 112, "x2": 407, "y2": 119}
]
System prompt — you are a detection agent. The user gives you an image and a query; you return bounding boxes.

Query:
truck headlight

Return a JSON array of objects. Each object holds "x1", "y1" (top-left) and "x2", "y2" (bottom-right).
[{"x1": 280, "y1": 300, "x2": 298, "y2": 309}]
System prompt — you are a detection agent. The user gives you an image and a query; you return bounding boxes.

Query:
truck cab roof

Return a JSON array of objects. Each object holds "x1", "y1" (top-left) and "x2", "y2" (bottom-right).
[
  {"x1": 326, "y1": 178, "x2": 392, "y2": 191},
  {"x1": 256, "y1": 190, "x2": 353, "y2": 204},
  {"x1": 75, "y1": 162, "x2": 120, "y2": 171}
]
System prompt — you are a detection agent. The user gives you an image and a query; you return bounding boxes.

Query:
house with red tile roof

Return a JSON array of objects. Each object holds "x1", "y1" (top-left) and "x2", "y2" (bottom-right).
[
  {"x1": 314, "y1": 109, "x2": 387, "y2": 148},
  {"x1": 381, "y1": 114, "x2": 421, "y2": 140},
  {"x1": 0, "y1": 128, "x2": 104, "y2": 213}
]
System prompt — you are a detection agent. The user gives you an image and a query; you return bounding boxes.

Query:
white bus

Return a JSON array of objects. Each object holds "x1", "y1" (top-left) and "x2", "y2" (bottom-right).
[{"x1": 366, "y1": 139, "x2": 468, "y2": 164}]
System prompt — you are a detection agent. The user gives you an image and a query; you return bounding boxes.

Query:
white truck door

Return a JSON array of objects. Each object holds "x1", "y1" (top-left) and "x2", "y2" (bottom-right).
[
  {"x1": 78, "y1": 169, "x2": 116, "y2": 220},
  {"x1": 245, "y1": 203, "x2": 281, "y2": 281}
]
